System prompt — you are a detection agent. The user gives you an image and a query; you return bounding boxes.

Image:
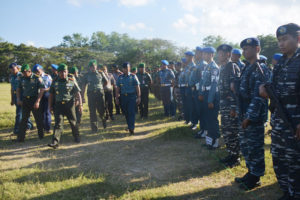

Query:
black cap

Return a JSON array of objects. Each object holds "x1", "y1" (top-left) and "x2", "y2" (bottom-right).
[
  {"x1": 122, "y1": 62, "x2": 130, "y2": 68},
  {"x1": 276, "y1": 23, "x2": 300, "y2": 38},
  {"x1": 217, "y1": 44, "x2": 233, "y2": 52}
]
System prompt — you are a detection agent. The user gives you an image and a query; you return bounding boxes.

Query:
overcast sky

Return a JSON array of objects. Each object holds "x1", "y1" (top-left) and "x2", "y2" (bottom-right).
[{"x1": 1, "y1": 0, "x2": 299, "y2": 49}]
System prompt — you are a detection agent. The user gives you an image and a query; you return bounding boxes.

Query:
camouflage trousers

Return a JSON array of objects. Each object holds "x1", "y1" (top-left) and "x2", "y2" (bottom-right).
[
  {"x1": 239, "y1": 122, "x2": 265, "y2": 177},
  {"x1": 174, "y1": 87, "x2": 183, "y2": 117},
  {"x1": 220, "y1": 101, "x2": 240, "y2": 156},
  {"x1": 271, "y1": 114, "x2": 300, "y2": 199}
]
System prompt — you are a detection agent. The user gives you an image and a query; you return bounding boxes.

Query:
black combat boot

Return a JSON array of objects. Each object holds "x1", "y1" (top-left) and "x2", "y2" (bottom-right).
[
  {"x1": 239, "y1": 173, "x2": 261, "y2": 190},
  {"x1": 235, "y1": 171, "x2": 250, "y2": 183}
]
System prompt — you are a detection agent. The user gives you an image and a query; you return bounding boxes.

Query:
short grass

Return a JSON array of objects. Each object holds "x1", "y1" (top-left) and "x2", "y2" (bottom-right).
[{"x1": 0, "y1": 83, "x2": 281, "y2": 200}]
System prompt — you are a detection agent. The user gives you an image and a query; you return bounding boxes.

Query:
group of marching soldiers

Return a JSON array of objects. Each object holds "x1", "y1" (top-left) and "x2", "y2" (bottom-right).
[
  {"x1": 150, "y1": 23, "x2": 300, "y2": 199},
  {"x1": 8, "y1": 22, "x2": 300, "y2": 199}
]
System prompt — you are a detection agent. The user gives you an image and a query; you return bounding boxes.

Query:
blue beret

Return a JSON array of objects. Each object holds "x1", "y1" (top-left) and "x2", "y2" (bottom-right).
[
  {"x1": 51, "y1": 64, "x2": 58, "y2": 70},
  {"x1": 9, "y1": 62, "x2": 18, "y2": 69},
  {"x1": 276, "y1": 23, "x2": 300, "y2": 38},
  {"x1": 240, "y1": 38, "x2": 260, "y2": 48},
  {"x1": 32, "y1": 64, "x2": 43, "y2": 72},
  {"x1": 196, "y1": 46, "x2": 202, "y2": 52},
  {"x1": 122, "y1": 62, "x2": 130, "y2": 68},
  {"x1": 273, "y1": 53, "x2": 282, "y2": 61},
  {"x1": 181, "y1": 57, "x2": 187, "y2": 63},
  {"x1": 259, "y1": 55, "x2": 267, "y2": 61},
  {"x1": 232, "y1": 48, "x2": 242, "y2": 55},
  {"x1": 161, "y1": 60, "x2": 169, "y2": 65},
  {"x1": 185, "y1": 51, "x2": 195, "y2": 56},
  {"x1": 202, "y1": 47, "x2": 216, "y2": 53},
  {"x1": 217, "y1": 44, "x2": 233, "y2": 52}
]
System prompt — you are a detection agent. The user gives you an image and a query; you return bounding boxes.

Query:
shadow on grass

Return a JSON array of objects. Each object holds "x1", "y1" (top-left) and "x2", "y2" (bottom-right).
[{"x1": 151, "y1": 182, "x2": 281, "y2": 200}]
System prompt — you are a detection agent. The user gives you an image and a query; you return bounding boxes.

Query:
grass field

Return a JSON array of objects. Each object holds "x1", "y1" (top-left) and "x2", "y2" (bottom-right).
[{"x1": 0, "y1": 83, "x2": 281, "y2": 200}]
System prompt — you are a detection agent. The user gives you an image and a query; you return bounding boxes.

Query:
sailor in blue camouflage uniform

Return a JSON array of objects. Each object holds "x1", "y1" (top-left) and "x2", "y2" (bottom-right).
[
  {"x1": 198, "y1": 47, "x2": 220, "y2": 149},
  {"x1": 9, "y1": 63, "x2": 33, "y2": 135},
  {"x1": 234, "y1": 37, "x2": 271, "y2": 190},
  {"x1": 178, "y1": 58, "x2": 188, "y2": 122},
  {"x1": 193, "y1": 47, "x2": 208, "y2": 138},
  {"x1": 217, "y1": 44, "x2": 241, "y2": 167},
  {"x1": 159, "y1": 60, "x2": 175, "y2": 117},
  {"x1": 174, "y1": 61, "x2": 184, "y2": 120},
  {"x1": 231, "y1": 48, "x2": 245, "y2": 71},
  {"x1": 32, "y1": 64, "x2": 52, "y2": 133},
  {"x1": 260, "y1": 23, "x2": 300, "y2": 200},
  {"x1": 115, "y1": 62, "x2": 141, "y2": 135},
  {"x1": 185, "y1": 51, "x2": 198, "y2": 129}
]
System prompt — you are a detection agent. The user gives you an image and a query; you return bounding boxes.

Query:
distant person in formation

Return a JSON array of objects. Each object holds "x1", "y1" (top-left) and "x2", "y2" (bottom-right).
[
  {"x1": 69, "y1": 66, "x2": 82, "y2": 125},
  {"x1": 48, "y1": 63, "x2": 82, "y2": 149},
  {"x1": 217, "y1": 44, "x2": 241, "y2": 167},
  {"x1": 101, "y1": 65, "x2": 116, "y2": 121},
  {"x1": 260, "y1": 23, "x2": 300, "y2": 200},
  {"x1": 16, "y1": 64, "x2": 45, "y2": 142},
  {"x1": 81, "y1": 59, "x2": 108, "y2": 132},
  {"x1": 115, "y1": 62, "x2": 140, "y2": 135},
  {"x1": 9, "y1": 63, "x2": 33, "y2": 135},
  {"x1": 185, "y1": 51, "x2": 198, "y2": 130},
  {"x1": 193, "y1": 47, "x2": 207, "y2": 139},
  {"x1": 136, "y1": 63, "x2": 152, "y2": 119},
  {"x1": 234, "y1": 37, "x2": 270, "y2": 190},
  {"x1": 32, "y1": 64, "x2": 52, "y2": 133},
  {"x1": 198, "y1": 47, "x2": 220, "y2": 149},
  {"x1": 231, "y1": 48, "x2": 245, "y2": 71},
  {"x1": 112, "y1": 64, "x2": 122, "y2": 115},
  {"x1": 159, "y1": 60, "x2": 175, "y2": 117}
]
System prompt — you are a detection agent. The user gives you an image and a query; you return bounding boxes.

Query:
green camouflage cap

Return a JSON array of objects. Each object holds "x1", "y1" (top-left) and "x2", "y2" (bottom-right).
[
  {"x1": 88, "y1": 59, "x2": 97, "y2": 67},
  {"x1": 69, "y1": 66, "x2": 78, "y2": 74},
  {"x1": 57, "y1": 63, "x2": 68, "y2": 72},
  {"x1": 21, "y1": 64, "x2": 31, "y2": 72},
  {"x1": 138, "y1": 63, "x2": 145, "y2": 68}
]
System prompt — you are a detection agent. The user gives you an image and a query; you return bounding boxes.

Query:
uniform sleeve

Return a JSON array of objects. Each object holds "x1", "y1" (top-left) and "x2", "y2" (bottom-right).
[
  {"x1": 245, "y1": 67, "x2": 270, "y2": 122},
  {"x1": 116, "y1": 76, "x2": 121, "y2": 87},
  {"x1": 134, "y1": 75, "x2": 140, "y2": 85},
  {"x1": 72, "y1": 80, "x2": 81, "y2": 93},
  {"x1": 170, "y1": 70, "x2": 175, "y2": 80},
  {"x1": 147, "y1": 73, "x2": 152, "y2": 84},
  {"x1": 37, "y1": 77, "x2": 45, "y2": 89},
  {"x1": 49, "y1": 81, "x2": 55, "y2": 94},
  {"x1": 227, "y1": 64, "x2": 239, "y2": 110},
  {"x1": 208, "y1": 67, "x2": 219, "y2": 103}
]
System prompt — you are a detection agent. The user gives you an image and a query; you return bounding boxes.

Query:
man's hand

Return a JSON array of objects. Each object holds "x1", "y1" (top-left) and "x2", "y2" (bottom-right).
[
  {"x1": 34, "y1": 101, "x2": 40, "y2": 110},
  {"x1": 296, "y1": 124, "x2": 300, "y2": 140},
  {"x1": 10, "y1": 101, "x2": 14, "y2": 106},
  {"x1": 208, "y1": 103, "x2": 214, "y2": 109},
  {"x1": 79, "y1": 105, "x2": 83, "y2": 114},
  {"x1": 82, "y1": 98, "x2": 86, "y2": 104},
  {"x1": 198, "y1": 95, "x2": 204, "y2": 101},
  {"x1": 115, "y1": 97, "x2": 119, "y2": 105},
  {"x1": 259, "y1": 84, "x2": 269, "y2": 99},
  {"x1": 242, "y1": 118, "x2": 251, "y2": 129},
  {"x1": 136, "y1": 97, "x2": 141, "y2": 105},
  {"x1": 17, "y1": 100, "x2": 22, "y2": 106},
  {"x1": 230, "y1": 109, "x2": 237, "y2": 118}
]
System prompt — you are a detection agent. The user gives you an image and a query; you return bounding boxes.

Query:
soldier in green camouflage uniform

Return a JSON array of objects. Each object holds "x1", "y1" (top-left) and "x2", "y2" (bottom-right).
[
  {"x1": 16, "y1": 64, "x2": 45, "y2": 142},
  {"x1": 48, "y1": 63, "x2": 82, "y2": 149},
  {"x1": 81, "y1": 59, "x2": 108, "y2": 132}
]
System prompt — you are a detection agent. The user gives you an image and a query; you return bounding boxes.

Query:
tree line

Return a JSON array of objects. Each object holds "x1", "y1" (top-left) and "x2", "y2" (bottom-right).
[{"x1": 0, "y1": 32, "x2": 279, "y2": 81}]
